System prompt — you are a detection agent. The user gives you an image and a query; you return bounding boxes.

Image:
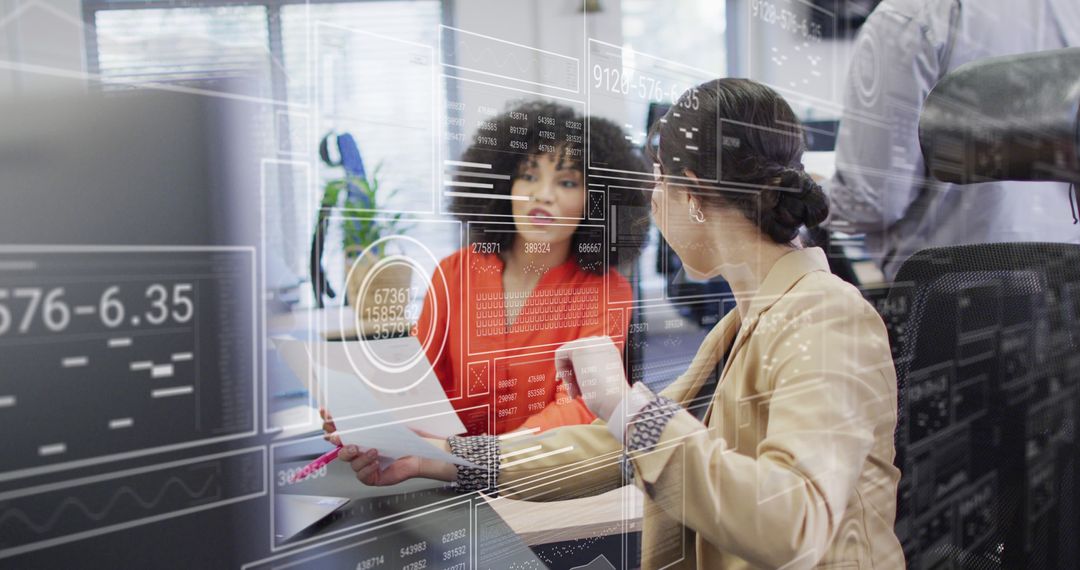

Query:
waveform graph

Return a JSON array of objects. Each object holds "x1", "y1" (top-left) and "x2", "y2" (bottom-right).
[
  {"x1": 0, "y1": 247, "x2": 257, "y2": 482},
  {"x1": 0, "y1": 447, "x2": 266, "y2": 560}
]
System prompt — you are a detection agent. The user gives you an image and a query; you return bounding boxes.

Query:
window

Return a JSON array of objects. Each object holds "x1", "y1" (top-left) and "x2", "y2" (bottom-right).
[
  {"x1": 620, "y1": 0, "x2": 727, "y2": 299},
  {"x1": 90, "y1": 4, "x2": 273, "y2": 96},
  {"x1": 86, "y1": 1, "x2": 445, "y2": 305},
  {"x1": 280, "y1": 1, "x2": 442, "y2": 213},
  {"x1": 621, "y1": 0, "x2": 727, "y2": 75}
]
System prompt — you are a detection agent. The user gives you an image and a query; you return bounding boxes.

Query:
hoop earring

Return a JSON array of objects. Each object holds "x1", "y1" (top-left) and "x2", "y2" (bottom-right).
[{"x1": 689, "y1": 200, "x2": 706, "y2": 223}]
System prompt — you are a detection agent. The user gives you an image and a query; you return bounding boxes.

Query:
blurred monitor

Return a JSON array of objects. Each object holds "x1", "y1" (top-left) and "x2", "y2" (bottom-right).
[
  {"x1": 0, "y1": 87, "x2": 265, "y2": 566},
  {"x1": 0, "y1": 88, "x2": 258, "y2": 246}
]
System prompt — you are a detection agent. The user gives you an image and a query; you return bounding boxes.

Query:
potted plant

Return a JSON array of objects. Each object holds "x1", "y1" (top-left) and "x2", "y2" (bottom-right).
[{"x1": 310, "y1": 132, "x2": 411, "y2": 326}]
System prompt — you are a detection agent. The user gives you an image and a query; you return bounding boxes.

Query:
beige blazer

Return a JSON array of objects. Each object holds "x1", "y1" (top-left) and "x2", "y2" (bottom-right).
[{"x1": 497, "y1": 248, "x2": 904, "y2": 569}]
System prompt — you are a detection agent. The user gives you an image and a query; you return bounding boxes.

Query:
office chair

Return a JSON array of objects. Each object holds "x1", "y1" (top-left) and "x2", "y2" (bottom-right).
[
  {"x1": 886, "y1": 243, "x2": 1080, "y2": 568},
  {"x1": 889, "y1": 47, "x2": 1080, "y2": 568},
  {"x1": 919, "y1": 47, "x2": 1080, "y2": 187}
]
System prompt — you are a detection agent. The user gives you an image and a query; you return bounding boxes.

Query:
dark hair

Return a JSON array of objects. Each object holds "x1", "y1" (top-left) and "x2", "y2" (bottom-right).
[
  {"x1": 647, "y1": 78, "x2": 829, "y2": 244},
  {"x1": 448, "y1": 100, "x2": 649, "y2": 273}
]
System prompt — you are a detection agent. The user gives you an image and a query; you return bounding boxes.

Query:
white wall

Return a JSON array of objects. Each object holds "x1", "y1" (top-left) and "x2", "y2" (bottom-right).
[
  {"x1": 451, "y1": 0, "x2": 624, "y2": 88},
  {"x1": 0, "y1": 0, "x2": 858, "y2": 115},
  {"x1": 449, "y1": 0, "x2": 625, "y2": 122},
  {"x1": 450, "y1": 0, "x2": 858, "y2": 133},
  {"x1": 0, "y1": 0, "x2": 86, "y2": 95}
]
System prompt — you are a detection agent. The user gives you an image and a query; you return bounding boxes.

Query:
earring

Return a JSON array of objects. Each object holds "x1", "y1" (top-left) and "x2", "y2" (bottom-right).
[{"x1": 689, "y1": 200, "x2": 706, "y2": 223}]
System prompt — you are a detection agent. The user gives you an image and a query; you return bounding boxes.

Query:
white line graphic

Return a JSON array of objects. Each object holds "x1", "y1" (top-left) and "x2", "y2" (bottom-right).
[
  {"x1": 38, "y1": 443, "x2": 66, "y2": 457},
  {"x1": 151, "y1": 386, "x2": 193, "y2": 399},
  {"x1": 61, "y1": 357, "x2": 88, "y2": 368},
  {"x1": 445, "y1": 191, "x2": 527, "y2": 201},
  {"x1": 108, "y1": 418, "x2": 134, "y2": 430}
]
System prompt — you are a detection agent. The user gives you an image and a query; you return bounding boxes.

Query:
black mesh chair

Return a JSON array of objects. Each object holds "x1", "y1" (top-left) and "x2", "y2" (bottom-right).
[{"x1": 884, "y1": 243, "x2": 1080, "y2": 569}]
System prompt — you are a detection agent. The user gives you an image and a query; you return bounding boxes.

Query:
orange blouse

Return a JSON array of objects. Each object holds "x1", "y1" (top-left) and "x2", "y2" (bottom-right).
[{"x1": 415, "y1": 247, "x2": 632, "y2": 435}]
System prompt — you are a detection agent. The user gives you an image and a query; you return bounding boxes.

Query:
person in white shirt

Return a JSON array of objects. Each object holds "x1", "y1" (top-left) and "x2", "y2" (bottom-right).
[{"x1": 827, "y1": 0, "x2": 1080, "y2": 279}]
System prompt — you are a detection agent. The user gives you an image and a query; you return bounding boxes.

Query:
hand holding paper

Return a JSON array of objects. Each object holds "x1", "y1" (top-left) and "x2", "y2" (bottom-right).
[
  {"x1": 334, "y1": 444, "x2": 462, "y2": 487},
  {"x1": 321, "y1": 367, "x2": 478, "y2": 472},
  {"x1": 272, "y1": 336, "x2": 466, "y2": 438},
  {"x1": 337, "y1": 446, "x2": 426, "y2": 487}
]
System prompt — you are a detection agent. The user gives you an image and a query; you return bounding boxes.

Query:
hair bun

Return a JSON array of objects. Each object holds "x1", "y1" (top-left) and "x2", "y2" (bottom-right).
[
  {"x1": 764, "y1": 167, "x2": 829, "y2": 241},
  {"x1": 649, "y1": 78, "x2": 831, "y2": 244},
  {"x1": 794, "y1": 170, "x2": 829, "y2": 228}
]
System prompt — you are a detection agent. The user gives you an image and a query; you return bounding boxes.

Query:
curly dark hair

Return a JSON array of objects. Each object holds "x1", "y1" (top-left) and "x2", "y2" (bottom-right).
[
  {"x1": 447, "y1": 100, "x2": 649, "y2": 274},
  {"x1": 647, "y1": 78, "x2": 829, "y2": 244}
]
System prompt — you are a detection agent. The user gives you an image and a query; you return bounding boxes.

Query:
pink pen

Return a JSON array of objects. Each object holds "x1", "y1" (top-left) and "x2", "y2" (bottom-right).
[{"x1": 288, "y1": 445, "x2": 342, "y2": 484}]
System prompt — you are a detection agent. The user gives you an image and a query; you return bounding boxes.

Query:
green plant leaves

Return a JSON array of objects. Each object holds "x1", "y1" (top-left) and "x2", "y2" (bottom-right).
[{"x1": 321, "y1": 160, "x2": 407, "y2": 256}]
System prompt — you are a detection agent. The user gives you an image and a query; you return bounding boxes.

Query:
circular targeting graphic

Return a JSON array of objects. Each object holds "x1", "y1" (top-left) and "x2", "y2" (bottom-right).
[
  {"x1": 339, "y1": 235, "x2": 449, "y2": 394},
  {"x1": 853, "y1": 27, "x2": 881, "y2": 108}
]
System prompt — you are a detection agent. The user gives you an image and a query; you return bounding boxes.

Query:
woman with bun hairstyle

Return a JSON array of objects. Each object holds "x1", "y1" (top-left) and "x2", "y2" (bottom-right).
[{"x1": 333, "y1": 79, "x2": 903, "y2": 569}]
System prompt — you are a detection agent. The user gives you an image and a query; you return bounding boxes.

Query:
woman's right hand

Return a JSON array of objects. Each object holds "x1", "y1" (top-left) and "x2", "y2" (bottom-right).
[
  {"x1": 321, "y1": 409, "x2": 459, "y2": 486},
  {"x1": 338, "y1": 446, "x2": 425, "y2": 486},
  {"x1": 323, "y1": 408, "x2": 422, "y2": 486}
]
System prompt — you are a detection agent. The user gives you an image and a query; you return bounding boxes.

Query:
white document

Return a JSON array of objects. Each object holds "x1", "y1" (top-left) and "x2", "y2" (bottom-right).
[
  {"x1": 322, "y1": 367, "x2": 479, "y2": 469},
  {"x1": 269, "y1": 405, "x2": 321, "y2": 440},
  {"x1": 272, "y1": 336, "x2": 466, "y2": 438}
]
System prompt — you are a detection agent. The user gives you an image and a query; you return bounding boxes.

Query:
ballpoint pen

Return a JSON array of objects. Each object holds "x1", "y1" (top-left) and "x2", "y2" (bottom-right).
[{"x1": 288, "y1": 445, "x2": 343, "y2": 484}]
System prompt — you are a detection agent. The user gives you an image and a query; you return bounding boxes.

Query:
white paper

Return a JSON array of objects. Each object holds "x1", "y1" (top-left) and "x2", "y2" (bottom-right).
[
  {"x1": 269, "y1": 405, "x2": 321, "y2": 441},
  {"x1": 271, "y1": 336, "x2": 466, "y2": 438},
  {"x1": 323, "y1": 367, "x2": 479, "y2": 469}
]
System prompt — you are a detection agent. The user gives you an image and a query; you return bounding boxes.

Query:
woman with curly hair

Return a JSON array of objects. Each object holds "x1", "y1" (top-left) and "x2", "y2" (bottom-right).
[{"x1": 325, "y1": 100, "x2": 649, "y2": 436}]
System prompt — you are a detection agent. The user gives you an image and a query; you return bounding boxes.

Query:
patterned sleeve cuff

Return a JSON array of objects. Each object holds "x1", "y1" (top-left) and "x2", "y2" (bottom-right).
[
  {"x1": 607, "y1": 382, "x2": 657, "y2": 446},
  {"x1": 621, "y1": 396, "x2": 681, "y2": 481},
  {"x1": 447, "y1": 435, "x2": 500, "y2": 496}
]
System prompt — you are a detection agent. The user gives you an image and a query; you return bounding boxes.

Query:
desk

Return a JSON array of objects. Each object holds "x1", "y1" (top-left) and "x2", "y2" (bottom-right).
[
  {"x1": 278, "y1": 482, "x2": 641, "y2": 569},
  {"x1": 278, "y1": 485, "x2": 545, "y2": 569},
  {"x1": 481, "y1": 485, "x2": 644, "y2": 547},
  {"x1": 275, "y1": 428, "x2": 644, "y2": 568},
  {"x1": 273, "y1": 431, "x2": 544, "y2": 567},
  {"x1": 481, "y1": 485, "x2": 645, "y2": 569}
]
